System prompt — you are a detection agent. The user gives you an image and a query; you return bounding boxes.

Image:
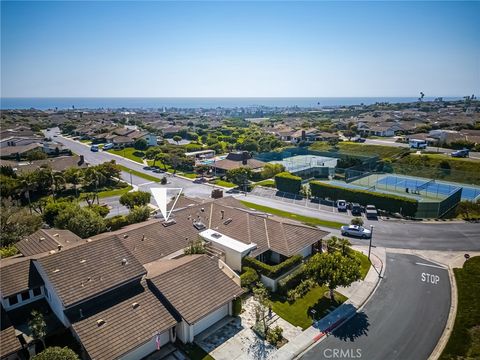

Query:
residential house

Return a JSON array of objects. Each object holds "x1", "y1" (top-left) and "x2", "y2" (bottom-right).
[
  {"x1": 0, "y1": 197, "x2": 328, "y2": 360},
  {"x1": 0, "y1": 143, "x2": 43, "y2": 159},
  {"x1": 1, "y1": 155, "x2": 88, "y2": 174},
  {"x1": 212, "y1": 151, "x2": 266, "y2": 175}
]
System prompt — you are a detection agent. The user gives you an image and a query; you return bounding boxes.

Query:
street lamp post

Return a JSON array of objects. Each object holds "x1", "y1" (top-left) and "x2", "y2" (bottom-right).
[{"x1": 368, "y1": 225, "x2": 374, "y2": 260}]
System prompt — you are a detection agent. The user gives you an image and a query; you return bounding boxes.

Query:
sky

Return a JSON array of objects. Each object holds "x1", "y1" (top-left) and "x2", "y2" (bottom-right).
[{"x1": 1, "y1": 1, "x2": 479, "y2": 98}]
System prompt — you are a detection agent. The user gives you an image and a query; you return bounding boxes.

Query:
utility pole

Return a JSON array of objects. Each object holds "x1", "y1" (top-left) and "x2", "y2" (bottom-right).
[{"x1": 368, "y1": 225, "x2": 374, "y2": 260}]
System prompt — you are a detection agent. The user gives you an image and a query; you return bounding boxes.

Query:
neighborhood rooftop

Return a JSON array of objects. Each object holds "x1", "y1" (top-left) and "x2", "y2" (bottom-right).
[
  {"x1": 36, "y1": 236, "x2": 146, "y2": 308},
  {"x1": 148, "y1": 255, "x2": 244, "y2": 325}
]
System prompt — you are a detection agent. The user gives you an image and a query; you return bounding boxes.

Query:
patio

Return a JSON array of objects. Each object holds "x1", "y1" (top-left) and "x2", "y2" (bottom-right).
[{"x1": 195, "y1": 296, "x2": 302, "y2": 360}]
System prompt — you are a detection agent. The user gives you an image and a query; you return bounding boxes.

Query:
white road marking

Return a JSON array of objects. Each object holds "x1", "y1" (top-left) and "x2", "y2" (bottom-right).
[
  {"x1": 138, "y1": 181, "x2": 155, "y2": 187},
  {"x1": 415, "y1": 262, "x2": 446, "y2": 270}
]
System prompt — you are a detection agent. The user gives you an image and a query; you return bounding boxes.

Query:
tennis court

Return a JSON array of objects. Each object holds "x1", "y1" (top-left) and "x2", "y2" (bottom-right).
[{"x1": 374, "y1": 175, "x2": 480, "y2": 201}]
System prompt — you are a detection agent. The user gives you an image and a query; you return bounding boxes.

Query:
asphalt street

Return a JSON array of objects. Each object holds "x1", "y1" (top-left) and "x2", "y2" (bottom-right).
[
  {"x1": 47, "y1": 127, "x2": 480, "y2": 251},
  {"x1": 244, "y1": 194, "x2": 480, "y2": 251},
  {"x1": 46, "y1": 128, "x2": 214, "y2": 199},
  {"x1": 301, "y1": 253, "x2": 451, "y2": 360}
]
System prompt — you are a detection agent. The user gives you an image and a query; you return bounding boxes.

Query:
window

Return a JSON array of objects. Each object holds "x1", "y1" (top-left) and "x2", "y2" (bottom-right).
[
  {"x1": 21, "y1": 291, "x2": 30, "y2": 301},
  {"x1": 33, "y1": 287, "x2": 42, "y2": 297},
  {"x1": 8, "y1": 295, "x2": 18, "y2": 306}
]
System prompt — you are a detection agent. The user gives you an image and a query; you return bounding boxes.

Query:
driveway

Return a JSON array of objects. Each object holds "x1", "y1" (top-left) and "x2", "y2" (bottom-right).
[{"x1": 301, "y1": 253, "x2": 451, "y2": 360}]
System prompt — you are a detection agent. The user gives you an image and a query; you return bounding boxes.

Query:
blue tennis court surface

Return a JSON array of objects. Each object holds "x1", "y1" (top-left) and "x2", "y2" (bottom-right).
[{"x1": 376, "y1": 175, "x2": 480, "y2": 201}]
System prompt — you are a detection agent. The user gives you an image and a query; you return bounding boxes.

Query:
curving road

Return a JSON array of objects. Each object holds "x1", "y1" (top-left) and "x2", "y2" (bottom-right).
[{"x1": 301, "y1": 253, "x2": 451, "y2": 360}]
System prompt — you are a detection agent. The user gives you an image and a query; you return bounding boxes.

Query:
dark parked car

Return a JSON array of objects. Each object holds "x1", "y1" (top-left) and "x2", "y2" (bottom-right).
[{"x1": 351, "y1": 203, "x2": 362, "y2": 216}]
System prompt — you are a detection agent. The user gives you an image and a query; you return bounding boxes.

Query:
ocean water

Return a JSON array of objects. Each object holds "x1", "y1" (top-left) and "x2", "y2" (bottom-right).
[{"x1": 0, "y1": 97, "x2": 460, "y2": 110}]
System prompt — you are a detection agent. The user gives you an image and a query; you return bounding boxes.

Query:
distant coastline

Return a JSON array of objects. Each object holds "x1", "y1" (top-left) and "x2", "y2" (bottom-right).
[{"x1": 0, "y1": 97, "x2": 462, "y2": 110}]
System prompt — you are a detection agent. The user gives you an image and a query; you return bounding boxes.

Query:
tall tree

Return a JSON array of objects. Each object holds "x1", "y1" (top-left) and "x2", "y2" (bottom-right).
[
  {"x1": 28, "y1": 310, "x2": 47, "y2": 350},
  {"x1": 63, "y1": 168, "x2": 83, "y2": 197},
  {"x1": 0, "y1": 200, "x2": 42, "y2": 247},
  {"x1": 306, "y1": 252, "x2": 362, "y2": 300}
]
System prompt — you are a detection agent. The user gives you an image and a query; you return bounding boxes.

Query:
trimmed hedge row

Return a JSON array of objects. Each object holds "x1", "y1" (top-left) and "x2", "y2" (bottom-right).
[
  {"x1": 277, "y1": 265, "x2": 309, "y2": 295},
  {"x1": 243, "y1": 255, "x2": 303, "y2": 279},
  {"x1": 275, "y1": 172, "x2": 302, "y2": 194},
  {"x1": 310, "y1": 181, "x2": 418, "y2": 217},
  {"x1": 240, "y1": 267, "x2": 259, "y2": 289}
]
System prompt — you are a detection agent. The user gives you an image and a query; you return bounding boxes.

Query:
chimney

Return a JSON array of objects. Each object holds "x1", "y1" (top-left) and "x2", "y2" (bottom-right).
[
  {"x1": 301, "y1": 130, "x2": 306, "y2": 140},
  {"x1": 78, "y1": 155, "x2": 85, "y2": 165},
  {"x1": 242, "y1": 151, "x2": 248, "y2": 165},
  {"x1": 220, "y1": 210, "x2": 225, "y2": 220}
]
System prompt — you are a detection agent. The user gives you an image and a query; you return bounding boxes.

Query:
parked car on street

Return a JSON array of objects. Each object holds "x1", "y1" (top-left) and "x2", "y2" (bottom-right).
[
  {"x1": 103, "y1": 143, "x2": 114, "y2": 150},
  {"x1": 365, "y1": 205, "x2": 378, "y2": 219},
  {"x1": 90, "y1": 145, "x2": 99, "y2": 152},
  {"x1": 351, "y1": 203, "x2": 362, "y2": 216},
  {"x1": 337, "y1": 200, "x2": 347, "y2": 212},
  {"x1": 451, "y1": 148, "x2": 469, "y2": 158},
  {"x1": 341, "y1": 225, "x2": 372, "y2": 238}
]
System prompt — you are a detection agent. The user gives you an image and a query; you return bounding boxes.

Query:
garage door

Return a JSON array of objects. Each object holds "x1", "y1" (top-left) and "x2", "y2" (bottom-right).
[{"x1": 193, "y1": 303, "x2": 229, "y2": 336}]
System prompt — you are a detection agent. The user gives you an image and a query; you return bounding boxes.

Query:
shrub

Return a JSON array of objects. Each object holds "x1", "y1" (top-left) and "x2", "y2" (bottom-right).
[
  {"x1": 89, "y1": 204, "x2": 110, "y2": 218},
  {"x1": 0, "y1": 245, "x2": 19, "y2": 258},
  {"x1": 310, "y1": 181, "x2": 418, "y2": 216},
  {"x1": 240, "y1": 267, "x2": 259, "y2": 289},
  {"x1": 120, "y1": 191, "x2": 151, "y2": 209},
  {"x1": 161, "y1": 176, "x2": 167, "y2": 185},
  {"x1": 266, "y1": 326, "x2": 284, "y2": 346},
  {"x1": 287, "y1": 278, "x2": 315, "y2": 302},
  {"x1": 351, "y1": 217, "x2": 364, "y2": 226},
  {"x1": 278, "y1": 265, "x2": 309, "y2": 294},
  {"x1": 134, "y1": 138, "x2": 148, "y2": 150},
  {"x1": 232, "y1": 297, "x2": 242, "y2": 316},
  {"x1": 275, "y1": 172, "x2": 302, "y2": 194},
  {"x1": 243, "y1": 255, "x2": 302, "y2": 279},
  {"x1": 32, "y1": 346, "x2": 79, "y2": 360},
  {"x1": 55, "y1": 207, "x2": 106, "y2": 238},
  {"x1": 126, "y1": 206, "x2": 151, "y2": 223},
  {"x1": 105, "y1": 215, "x2": 129, "y2": 231}
]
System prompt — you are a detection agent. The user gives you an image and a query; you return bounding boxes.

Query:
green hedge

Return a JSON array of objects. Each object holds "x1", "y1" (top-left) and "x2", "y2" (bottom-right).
[
  {"x1": 243, "y1": 255, "x2": 303, "y2": 279},
  {"x1": 105, "y1": 215, "x2": 130, "y2": 231},
  {"x1": 232, "y1": 297, "x2": 242, "y2": 316},
  {"x1": 277, "y1": 265, "x2": 309, "y2": 295},
  {"x1": 240, "y1": 267, "x2": 259, "y2": 289},
  {"x1": 275, "y1": 172, "x2": 302, "y2": 194},
  {"x1": 310, "y1": 181, "x2": 418, "y2": 217}
]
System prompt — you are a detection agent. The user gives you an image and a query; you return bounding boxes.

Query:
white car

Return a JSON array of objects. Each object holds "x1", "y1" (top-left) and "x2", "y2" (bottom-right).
[
  {"x1": 341, "y1": 225, "x2": 371, "y2": 238},
  {"x1": 337, "y1": 200, "x2": 347, "y2": 212}
]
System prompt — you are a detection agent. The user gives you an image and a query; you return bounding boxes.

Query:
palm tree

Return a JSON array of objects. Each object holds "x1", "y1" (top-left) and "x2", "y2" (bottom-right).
[
  {"x1": 64, "y1": 168, "x2": 83, "y2": 197},
  {"x1": 52, "y1": 172, "x2": 66, "y2": 199},
  {"x1": 326, "y1": 236, "x2": 339, "y2": 253},
  {"x1": 338, "y1": 238, "x2": 351, "y2": 256},
  {"x1": 18, "y1": 174, "x2": 36, "y2": 214}
]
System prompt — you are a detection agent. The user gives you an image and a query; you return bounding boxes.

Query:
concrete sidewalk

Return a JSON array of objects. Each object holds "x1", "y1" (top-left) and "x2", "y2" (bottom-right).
[{"x1": 272, "y1": 246, "x2": 386, "y2": 360}]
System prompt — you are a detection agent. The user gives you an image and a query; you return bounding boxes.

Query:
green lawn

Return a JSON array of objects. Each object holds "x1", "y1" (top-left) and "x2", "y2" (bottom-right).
[
  {"x1": 440, "y1": 256, "x2": 480, "y2": 360},
  {"x1": 271, "y1": 285, "x2": 347, "y2": 329},
  {"x1": 96, "y1": 185, "x2": 133, "y2": 198},
  {"x1": 178, "y1": 172, "x2": 197, "y2": 179},
  {"x1": 310, "y1": 141, "x2": 408, "y2": 159},
  {"x1": 117, "y1": 165, "x2": 161, "y2": 182},
  {"x1": 350, "y1": 250, "x2": 371, "y2": 280},
  {"x1": 254, "y1": 179, "x2": 276, "y2": 187},
  {"x1": 213, "y1": 179, "x2": 237, "y2": 188},
  {"x1": 107, "y1": 147, "x2": 145, "y2": 163},
  {"x1": 392, "y1": 153, "x2": 480, "y2": 185},
  {"x1": 240, "y1": 201, "x2": 346, "y2": 229}
]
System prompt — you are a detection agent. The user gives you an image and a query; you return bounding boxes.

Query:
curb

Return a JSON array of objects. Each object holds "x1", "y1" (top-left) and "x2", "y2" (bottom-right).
[{"x1": 427, "y1": 265, "x2": 458, "y2": 360}]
